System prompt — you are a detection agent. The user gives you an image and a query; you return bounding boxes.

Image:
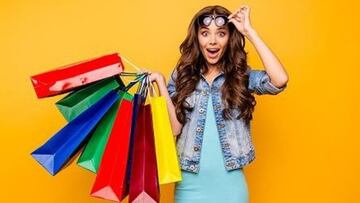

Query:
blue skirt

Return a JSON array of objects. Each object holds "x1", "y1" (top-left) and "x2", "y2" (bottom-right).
[{"x1": 175, "y1": 96, "x2": 249, "y2": 203}]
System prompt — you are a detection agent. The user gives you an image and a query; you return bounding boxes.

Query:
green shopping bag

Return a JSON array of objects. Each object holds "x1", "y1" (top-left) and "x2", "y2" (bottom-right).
[
  {"x1": 76, "y1": 74, "x2": 145, "y2": 173},
  {"x1": 55, "y1": 76, "x2": 125, "y2": 121},
  {"x1": 77, "y1": 90, "x2": 133, "y2": 173}
]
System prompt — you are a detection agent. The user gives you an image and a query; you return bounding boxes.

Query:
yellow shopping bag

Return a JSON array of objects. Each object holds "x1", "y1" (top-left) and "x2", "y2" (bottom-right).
[{"x1": 149, "y1": 84, "x2": 182, "y2": 185}]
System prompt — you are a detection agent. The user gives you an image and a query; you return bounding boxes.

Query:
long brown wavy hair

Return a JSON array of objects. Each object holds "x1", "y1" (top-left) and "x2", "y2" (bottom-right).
[{"x1": 172, "y1": 5, "x2": 256, "y2": 125}]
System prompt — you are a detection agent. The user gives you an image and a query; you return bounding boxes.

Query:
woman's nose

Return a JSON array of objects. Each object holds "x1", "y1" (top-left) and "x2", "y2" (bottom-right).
[{"x1": 209, "y1": 35, "x2": 217, "y2": 45}]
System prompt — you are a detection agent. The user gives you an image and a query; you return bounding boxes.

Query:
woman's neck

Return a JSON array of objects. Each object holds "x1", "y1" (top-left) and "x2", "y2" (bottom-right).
[
  {"x1": 202, "y1": 63, "x2": 222, "y2": 86},
  {"x1": 204, "y1": 63, "x2": 221, "y2": 75}
]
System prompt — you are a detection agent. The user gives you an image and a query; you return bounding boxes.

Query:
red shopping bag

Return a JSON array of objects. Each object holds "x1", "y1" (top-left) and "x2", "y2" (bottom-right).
[
  {"x1": 30, "y1": 53, "x2": 124, "y2": 98},
  {"x1": 90, "y1": 91, "x2": 133, "y2": 202},
  {"x1": 129, "y1": 103, "x2": 160, "y2": 203}
]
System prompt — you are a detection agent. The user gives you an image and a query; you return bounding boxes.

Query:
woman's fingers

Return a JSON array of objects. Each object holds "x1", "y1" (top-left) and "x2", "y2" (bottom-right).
[
  {"x1": 228, "y1": 7, "x2": 245, "y2": 19},
  {"x1": 139, "y1": 67, "x2": 153, "y2": 76},
  {"x1": 230, "y1": 12, "x2": 245, "y2": 22},
  {"x1": 235, "y1": 16, "x2": 243, "y2": 22},
  {"x1": 229, "y1": 5, "x2": 249, "y2": 19},
  {"x1": 245, "y1": 6, "x2": 251, "y2": 18},
  {"x1": 228, "y1": 8, "x2": 240, "y2": 19},
  {"x1": 149, "y1": 72, "x2": 162, "y2": 83},
  {"x1": 240, "y1": 5, "x2": 250, "y2": 17},
  {"x1": 228, "y1": 18, "x2": 237, "y2": 25}
]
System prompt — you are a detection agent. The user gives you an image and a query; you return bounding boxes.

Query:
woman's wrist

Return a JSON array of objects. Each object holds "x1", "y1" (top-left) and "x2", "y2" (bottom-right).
[
  {"x1": 151, "y1": 74, "x2": 166, "y2": 96},
  {"x1": 155, "y1": 74, "x2": 165, "y2": 86},
  {"x1": 244, "y1": 28, "x2": 258, "y2": 41}
]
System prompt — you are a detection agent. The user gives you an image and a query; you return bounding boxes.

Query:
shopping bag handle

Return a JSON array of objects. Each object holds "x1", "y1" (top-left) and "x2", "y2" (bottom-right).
[
  {"x1": 125, "y1": 73, "x2": 147, "y2": 91},
  {"x1": 119, "y1": 54, "x2": 150, "y2": 74},
  {"x1": 136, "y1": 73, "x2": 150, "y2": 97},
  {"x1": 148, "y1": 77, "x2": 158, "y2": 97},
  {"x1": 114, "y1": 73, "x2": 146, "y2": 92},
  {"x1": 120, "y1": 72, "x2": 144, "y2": 76},
  {"x1": 117, "y1": 54, "x2": 159, "y2": 99}
]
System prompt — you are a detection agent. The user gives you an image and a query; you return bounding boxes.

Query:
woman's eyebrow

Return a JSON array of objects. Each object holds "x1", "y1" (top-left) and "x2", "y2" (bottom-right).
[
  {"x1": 200, "y1": 27, "x2": 228, "y2": 31},
  {"x1": 200, "y1": 27, "x2": 209, "y2": 30},
  {"x1": 217, "y1": 27, "x2": 228, "y2": 31}
]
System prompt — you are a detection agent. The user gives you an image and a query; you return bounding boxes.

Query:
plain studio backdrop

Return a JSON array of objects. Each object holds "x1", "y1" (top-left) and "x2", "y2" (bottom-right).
[{"x1": 0, "y1": 0, "x2": 359, "y2": 202}]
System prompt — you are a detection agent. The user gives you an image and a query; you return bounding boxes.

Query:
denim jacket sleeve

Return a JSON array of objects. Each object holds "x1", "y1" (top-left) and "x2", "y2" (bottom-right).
[
  {"x1": 247, "y1": 67, "x2": 287, "y2": 95},
  {"x1": 167, "y1": 69, "x2": 177, "y2": 98}
]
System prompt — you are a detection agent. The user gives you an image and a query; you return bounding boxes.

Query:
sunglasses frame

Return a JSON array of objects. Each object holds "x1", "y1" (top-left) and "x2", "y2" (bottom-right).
[{"x1": 197, "y1": 14, "x2": 229, "y2": 27}]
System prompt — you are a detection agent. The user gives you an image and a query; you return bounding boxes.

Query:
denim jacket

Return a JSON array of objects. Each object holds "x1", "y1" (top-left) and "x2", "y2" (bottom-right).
[{"x1": 167, "y1": 67, "x2": 287, "y2": 173}]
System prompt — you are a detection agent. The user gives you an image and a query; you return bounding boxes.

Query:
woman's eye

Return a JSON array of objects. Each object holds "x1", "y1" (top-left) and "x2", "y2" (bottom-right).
[
  {"x1": 219, "y1": 32, "x2": 226, "y2": 37},
  {"x1": 201, "y1": 32, "x2": 208, "y2": 36}
]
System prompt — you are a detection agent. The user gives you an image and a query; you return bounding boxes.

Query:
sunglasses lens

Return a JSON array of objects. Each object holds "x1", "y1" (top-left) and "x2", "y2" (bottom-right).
[
  {"x1": 202, "y1": 16, "x2": 212, "y2": 26},
  {"x1": 215, "y1": 17, "x2": 225, "y2": 26},
  {"x1": 215, "y1": 16, "x2": 228, "y2": 26}
]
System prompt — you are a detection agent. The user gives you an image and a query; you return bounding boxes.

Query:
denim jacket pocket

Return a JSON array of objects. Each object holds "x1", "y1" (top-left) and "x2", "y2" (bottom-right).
[
  {"x1": 184, "y1": 91, "x2": 200, "y2": 118},
  {"x1": 185, "y1": 92, "x2": 196, "y2": 108}
]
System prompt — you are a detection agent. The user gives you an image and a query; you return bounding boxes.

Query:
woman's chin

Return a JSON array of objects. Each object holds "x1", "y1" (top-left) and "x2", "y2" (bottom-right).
[{"x1": 206, "y1": 58, "x2": 220, "y2": 65}]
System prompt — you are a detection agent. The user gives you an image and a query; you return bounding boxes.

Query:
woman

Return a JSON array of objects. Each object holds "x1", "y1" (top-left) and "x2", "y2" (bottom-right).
[{"x1": 149, "y1": 4, "x2": 289, "y2": 203}]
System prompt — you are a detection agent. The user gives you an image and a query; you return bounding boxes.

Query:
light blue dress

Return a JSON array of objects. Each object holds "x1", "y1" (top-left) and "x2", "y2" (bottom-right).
[{"x1": 174, "y1": 95, "x2": 249, "y2": 203}]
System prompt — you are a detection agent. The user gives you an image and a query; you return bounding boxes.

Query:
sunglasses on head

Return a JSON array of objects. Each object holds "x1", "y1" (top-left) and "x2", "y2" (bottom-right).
[{"x1": 197, "y1": 14, "x2": 229, "y2": 27}]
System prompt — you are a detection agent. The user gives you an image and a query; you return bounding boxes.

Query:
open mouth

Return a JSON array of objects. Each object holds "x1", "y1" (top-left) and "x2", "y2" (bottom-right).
[{"x1": 206, "y1": 48, "x2": 220, "y2": 58}]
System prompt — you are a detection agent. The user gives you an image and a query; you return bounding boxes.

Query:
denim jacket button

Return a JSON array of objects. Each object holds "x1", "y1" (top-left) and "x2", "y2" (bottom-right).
[
  {"x1": 218, "y1": 124, "x2": 225, "y2": 128},
  {"x1": 196, "y1": 127, "x2": 202, "y2": 132},
  {"x1": 194, "y1": 146, "x2": 200, "y2": 151},
  {"x1": 199, "y1": 108, "x2": 205, "y2": 113},
  {"x1": 224, "y1": 143, "x2": 230, "y2": 147},
  {"x1": 226, "y1": 162, "x2": 235, "y2": 167}
]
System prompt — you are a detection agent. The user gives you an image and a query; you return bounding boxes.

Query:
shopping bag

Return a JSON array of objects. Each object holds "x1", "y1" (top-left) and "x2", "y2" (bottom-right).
[
  {"x1": 90, "y1": 92, "x2": 134, "y2": 202},
  {"x1": 77, "y1": 91, "x2": 133, "y2": 173},
  {"x1": 76, "y1": 98, "x2": 120, "y2": 173},
  {"x1": 90, "y1": 75, "x2": 147, "y2": 201},
  {"x1": 77, "y1": 74, "x2": 147, "y2": 173},
  {"x1": 30, "y1": 53, "x2": 124, "y2": 98},
  {"x1": 149, "y1": 88, "x2": 182, "y2": 184},
  {"x1": 31, "y1": 90, "x2": 120, "y2": 175},
  {"x1": 129, "y1": 104, "x2": 160, "y2": 203},
  {"x1": 126, "y1": 92, "x2": 146, "y2": 188},
  {"x1": 56, "y1": 76, "x2": 125, "y2": 121}
]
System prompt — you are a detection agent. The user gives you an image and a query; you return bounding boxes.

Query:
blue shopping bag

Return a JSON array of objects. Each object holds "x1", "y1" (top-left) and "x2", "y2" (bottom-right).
[
  {"x1": 125, "y1": 76, "x2": 148, "y2": 188},
  {"x1": 31, "y1": 90, "x2": 120, "y2": 175}
]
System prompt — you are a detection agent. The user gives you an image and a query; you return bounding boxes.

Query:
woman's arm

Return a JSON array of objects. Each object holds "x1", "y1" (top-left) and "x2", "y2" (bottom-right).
[
  {"x1": 228, "y1": 5, "x2": 289, "y2": 88},
  {"x1": 149, "y1": 72, "x2": 183, "y2": 137},
  {"x1": 246, "y1": 29, "x2": 289, "y2": 88}
]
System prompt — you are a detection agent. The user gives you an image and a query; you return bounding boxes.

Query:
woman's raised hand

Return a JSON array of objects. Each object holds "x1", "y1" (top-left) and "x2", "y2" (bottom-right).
[{"x1": 228, "y1": 5, "x2": 254, "y2": 37}]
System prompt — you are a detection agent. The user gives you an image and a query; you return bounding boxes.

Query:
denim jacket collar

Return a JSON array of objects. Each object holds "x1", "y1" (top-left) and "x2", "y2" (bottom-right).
[{"x1": 200, "y1": 70, "x2": 224, "y2": 87}]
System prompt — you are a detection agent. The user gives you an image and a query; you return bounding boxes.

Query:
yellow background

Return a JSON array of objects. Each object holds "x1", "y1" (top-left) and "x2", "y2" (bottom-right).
[{"x1": 1, "y1": 0, "x2": 359, "y2": 202}]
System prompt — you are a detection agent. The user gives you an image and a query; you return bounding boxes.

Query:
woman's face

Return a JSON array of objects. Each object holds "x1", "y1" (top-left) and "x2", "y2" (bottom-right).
[{"x1": 198, "y1": 19, "x2": 229, "y2": 66}]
